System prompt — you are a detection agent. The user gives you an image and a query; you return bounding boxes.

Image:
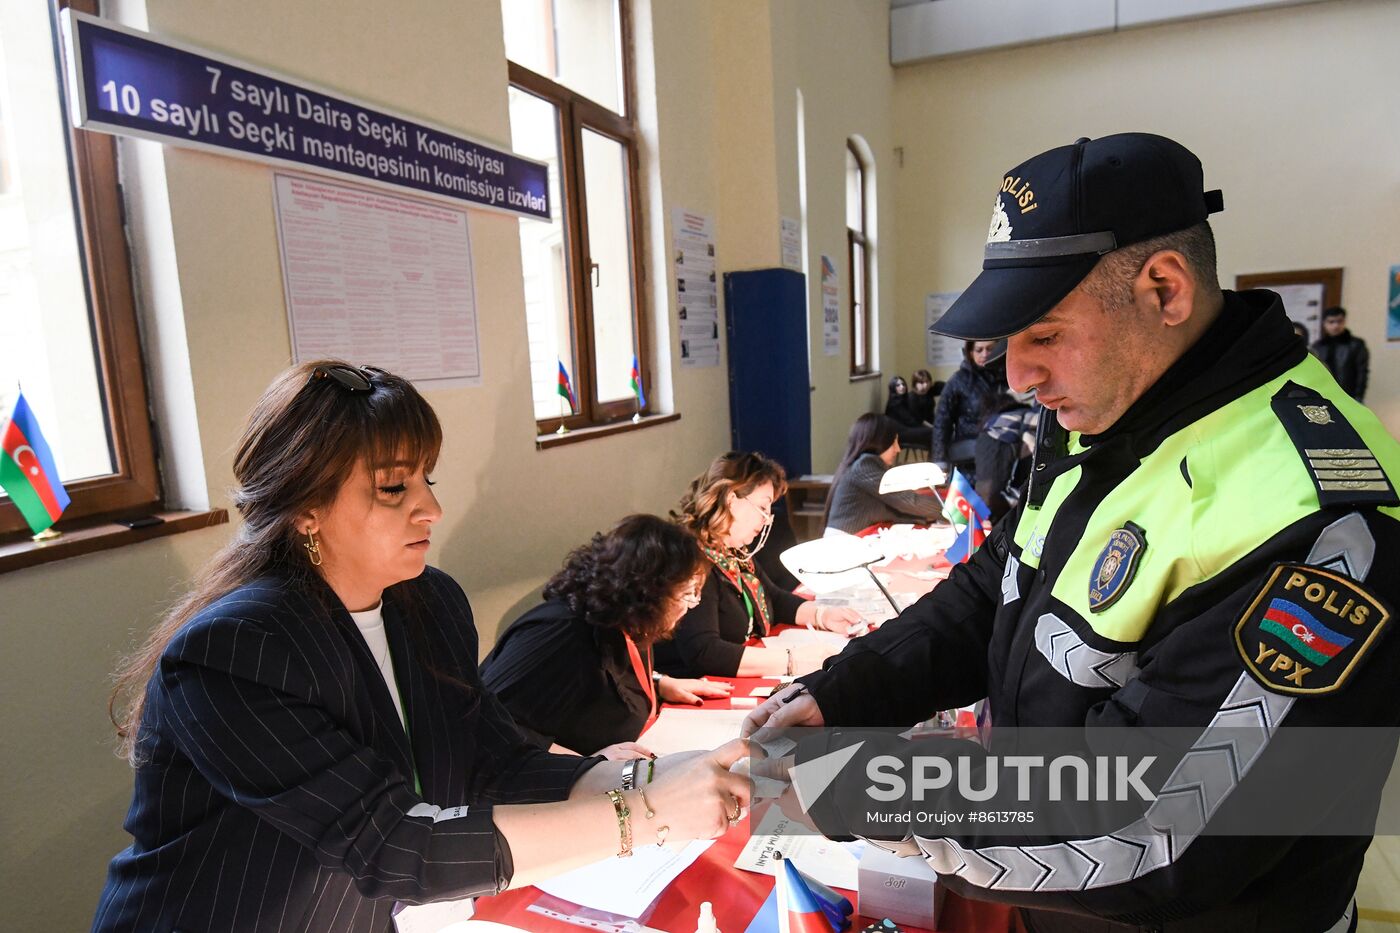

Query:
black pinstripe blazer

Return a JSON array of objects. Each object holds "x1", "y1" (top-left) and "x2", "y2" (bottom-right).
[{"x1": 92, "y1": 567, "x2": 598, "y2": 932}]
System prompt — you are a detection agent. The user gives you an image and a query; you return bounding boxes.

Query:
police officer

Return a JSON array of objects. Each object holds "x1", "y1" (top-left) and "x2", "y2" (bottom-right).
[{"x1": 744, "y1": 133, "x2": 1400, "y2": 932}]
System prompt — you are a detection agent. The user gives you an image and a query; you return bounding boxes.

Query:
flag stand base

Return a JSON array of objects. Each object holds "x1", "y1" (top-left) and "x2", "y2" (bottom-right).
[
  {"x1": 631, "y1": 412, "x2": 641, "y2": 424},
  {"x1": 555, "y1": 423, "x2": 569, "y2": 435},
  {"x1": 32, "y1": 527, "x2": 63, "y2": 543}
]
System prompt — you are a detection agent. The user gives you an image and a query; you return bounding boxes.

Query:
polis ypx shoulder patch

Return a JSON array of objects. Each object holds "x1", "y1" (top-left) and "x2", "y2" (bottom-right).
[{"x1": 1235, "y1": 564, "x2": 1391, "y2": 695}]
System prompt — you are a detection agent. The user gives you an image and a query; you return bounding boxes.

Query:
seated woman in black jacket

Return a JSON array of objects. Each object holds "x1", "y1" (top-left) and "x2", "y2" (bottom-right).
[
  {"x1": 481, "y1": 514, "x2": 731, "y2": 758},
  {"x1": 824, "y1": 413, "x2": 945, "y2": 535},
  {"x1": 654, "y1": 452, "x2": 866, "y2": 679}
]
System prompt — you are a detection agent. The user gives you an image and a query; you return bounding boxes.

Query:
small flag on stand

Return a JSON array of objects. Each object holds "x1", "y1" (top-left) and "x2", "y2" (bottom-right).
[
  {"x1": 1, "y1": 392, "x2": 71, "y2": 534},
  {"x1": 943, "y1": 468, "x2": 991, "y2": 565},
  {"x1": 776, "y1": 854, "x2": 842, "y2": 933},
  {"x1": 629, "y1": 354, "x2": 647, "y2": 408},
  {"x1": 556, "y1": 358, "x2": 578, "y2": 413}
]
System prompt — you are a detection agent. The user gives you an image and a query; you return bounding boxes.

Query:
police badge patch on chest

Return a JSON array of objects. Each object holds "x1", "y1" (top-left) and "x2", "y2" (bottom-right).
[
  {"x1": 1235, "y1": 564, "x2": 1391, "y2": 695},
  {"x1": 1088, "y1": 522, "x2": 1146, "y2": 613}
]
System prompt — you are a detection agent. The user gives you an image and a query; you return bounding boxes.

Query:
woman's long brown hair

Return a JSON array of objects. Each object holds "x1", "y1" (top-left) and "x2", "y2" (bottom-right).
[
  {"x1": 674, "y1": 451, "x2": 787, "y2": 551},
  {"x1": 108, "y1": 361, "x2": 442, "y2": 763}
]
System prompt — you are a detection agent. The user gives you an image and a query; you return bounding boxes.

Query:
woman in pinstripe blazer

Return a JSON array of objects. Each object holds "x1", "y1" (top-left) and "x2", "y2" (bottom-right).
[{"x1": 93, "y1": 362, "x2": 752, "y2": 933}]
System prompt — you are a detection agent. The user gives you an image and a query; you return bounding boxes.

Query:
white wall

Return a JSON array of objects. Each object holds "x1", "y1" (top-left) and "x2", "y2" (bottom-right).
[
  {"x1": 892, "y1": 0, "x2": 1400, "y2": 436},
  {"x1": 0, "y1": 1, "x2": 896, "y2": 927}
]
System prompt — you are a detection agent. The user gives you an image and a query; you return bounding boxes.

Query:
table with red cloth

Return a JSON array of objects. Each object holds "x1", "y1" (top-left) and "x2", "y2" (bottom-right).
[{"x1": 472, "y1": 673, "x2": 1019, "y2": 932}]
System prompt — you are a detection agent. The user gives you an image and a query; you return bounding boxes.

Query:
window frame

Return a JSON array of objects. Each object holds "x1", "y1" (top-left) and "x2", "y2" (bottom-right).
[
  {"x1": 0, "y1": 0, "x2": 162, "y2": 539},
  {"x1": 846, "y1": 139, "x2": 873, "y2": 378},
  {"x1": 507, "y1": 0, "x2": 651, "y2": 433}
]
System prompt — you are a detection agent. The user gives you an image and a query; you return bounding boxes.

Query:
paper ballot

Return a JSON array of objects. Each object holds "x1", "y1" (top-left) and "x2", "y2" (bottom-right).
[
  {"x1": 640, "y1": 707, "x2": 749, "y2": 755},
  {"x1": 734, "y1": 807, "x2": 864, "y2": 890},
  {"x1": 535, "y1": 840, "x2": 713, "y2": 918}
]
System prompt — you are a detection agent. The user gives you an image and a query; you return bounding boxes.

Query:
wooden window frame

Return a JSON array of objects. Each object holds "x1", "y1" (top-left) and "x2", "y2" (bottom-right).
[
  {"x1": 508, "y1": 0, "x2": 651, "y2": 434},
  {"x1": 847, "y1": 140, "x2": 874, "y2": 377},
  {"x1": 0, "y1": 0, "x2": 162, "y2": 540}
]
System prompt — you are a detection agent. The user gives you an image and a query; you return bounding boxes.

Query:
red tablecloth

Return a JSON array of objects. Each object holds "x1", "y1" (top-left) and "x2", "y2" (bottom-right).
[{"x1": 472, "y1": 670, "x2": 1020, "y2": 933}]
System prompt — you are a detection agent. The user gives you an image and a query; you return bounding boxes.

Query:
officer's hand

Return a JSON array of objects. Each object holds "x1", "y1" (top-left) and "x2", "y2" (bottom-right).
[{"x1": 741, "y1": 684, "x2": 825, "y2": 738}]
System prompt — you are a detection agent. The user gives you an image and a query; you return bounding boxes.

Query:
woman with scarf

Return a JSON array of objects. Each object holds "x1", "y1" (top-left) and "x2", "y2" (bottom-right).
[
  {"x1": 481, "y1": 514, "x2": 732, "y2": 759},
  {"x1": 654, "y1": 452, "x2": 866, "y2": 678}
]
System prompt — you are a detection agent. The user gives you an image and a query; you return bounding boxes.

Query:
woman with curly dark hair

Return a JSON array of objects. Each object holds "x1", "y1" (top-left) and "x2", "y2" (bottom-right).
[{"x1": 481, "y1": 514, "x2": 733, "y2": 758}]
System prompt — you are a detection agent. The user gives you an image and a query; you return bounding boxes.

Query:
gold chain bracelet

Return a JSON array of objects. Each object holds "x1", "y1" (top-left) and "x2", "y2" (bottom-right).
[{"x1": 605, "y1": 788, "x2": 633, "y2": 858}]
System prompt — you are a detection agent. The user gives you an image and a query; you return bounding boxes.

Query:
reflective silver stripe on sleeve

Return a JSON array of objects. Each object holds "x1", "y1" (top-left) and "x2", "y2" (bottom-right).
[{"x1": 1034, "y1": 613, "x2": 1139, "y2": 689}]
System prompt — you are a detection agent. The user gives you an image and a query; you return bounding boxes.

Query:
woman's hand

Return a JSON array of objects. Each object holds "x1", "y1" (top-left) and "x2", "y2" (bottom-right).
[
  {"x1": 594, "y1": 740, "x2": 655, "y2": 761},
  {"x1": 800, "y1": 603, "x2": 868, "y2": 635},
  {"x1": 642, "y1": 739, "x2": 753, "y2": 843},
  {"x1": 787, "y1": 641, "x2": 841, "y2": 676},
  {"x1": 658, "y1": 676, "x2": 734, "y2": 705}
]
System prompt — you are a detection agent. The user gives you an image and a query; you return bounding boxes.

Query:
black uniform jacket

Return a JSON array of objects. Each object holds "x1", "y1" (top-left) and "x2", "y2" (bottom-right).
[
  {"x1": 654, "y1": 559, "x2": 804, "y2": 677},
  {"x1": 799, "y1": 292, "x2": 1400, "y2": 932},
  {"x1": 92, "y1": 568, "x2": 599, "y2": 933},
  {"x1": 480, "y1": 599, "x2": 654, "y2": 755}
]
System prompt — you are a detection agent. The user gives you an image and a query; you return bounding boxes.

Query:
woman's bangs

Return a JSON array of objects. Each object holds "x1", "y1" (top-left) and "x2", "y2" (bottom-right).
[{"x1": 363, "y1": 388, "x2": 443, "y2": 474}]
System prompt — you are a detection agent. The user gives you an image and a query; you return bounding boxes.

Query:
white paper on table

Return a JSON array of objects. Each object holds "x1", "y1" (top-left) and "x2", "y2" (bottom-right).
[
  {"x1": 641, "y1": 707, "x2": 750, "y2": 755},
  {"x1": 733, "y1": 807, "x2": 861, "y2": 890},
  {"x1": 760, "y1": 628, "x2": 848, "y2": 650},
  {"x1": 879, "y1": 461, "x2": 947, "y2": 494},
  {"x1": 535, "y1": 840, "x2": 713, "y2": 919}
]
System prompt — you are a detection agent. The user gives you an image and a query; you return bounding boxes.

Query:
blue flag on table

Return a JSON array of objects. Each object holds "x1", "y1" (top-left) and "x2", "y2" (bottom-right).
[{"x1": 944, "y1": 469, "x2": 991, "y2": 565}]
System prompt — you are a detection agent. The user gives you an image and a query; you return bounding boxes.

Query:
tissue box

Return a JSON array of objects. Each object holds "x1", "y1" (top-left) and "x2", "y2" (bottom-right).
[{"x1": 857, "y1": 845, "x2": 945, "y2": 929}]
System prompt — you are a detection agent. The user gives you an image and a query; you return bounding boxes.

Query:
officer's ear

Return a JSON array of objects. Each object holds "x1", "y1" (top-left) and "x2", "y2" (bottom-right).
[{"x1": 1133, "y1": 249, "x2": 1195, "y2": 329}]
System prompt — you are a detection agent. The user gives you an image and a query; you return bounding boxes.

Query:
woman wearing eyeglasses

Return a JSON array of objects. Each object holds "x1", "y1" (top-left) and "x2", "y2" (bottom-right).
[
  {"x1": 654, "y1": 452, "x2": 867, "y2": 679},
  {"x1": 481, "y1": 514, "x2": 733, "y2": 759},
  {"x1": 93, "y1": 362, "x2": 751, "y2": 933}
]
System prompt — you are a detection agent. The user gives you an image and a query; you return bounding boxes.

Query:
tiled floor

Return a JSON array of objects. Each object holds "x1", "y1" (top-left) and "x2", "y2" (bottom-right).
[{"x1": 1358, "y1": 835, "x2": 1400, "y2": 930}]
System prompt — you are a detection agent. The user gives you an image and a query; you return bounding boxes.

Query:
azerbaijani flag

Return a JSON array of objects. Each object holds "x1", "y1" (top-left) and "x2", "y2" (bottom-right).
[
  {"x1": 556, "y1": 358, "x2": 577, "y2": 413},
  {"x1": 1261, "y1": 598, "x2": 1354, "y2": 667},
  {"x1": 944, "y1": 468, "x2": 991, "y2": 564},
  {"x1": 629, "y1": 355, "x2": 647, "y2": 408},
  {"x1": 1, "y1": 392, "x2": 71, "y2": 534},
  {"x1": 775, "y1": 855, "x2": 838, "y2": 933}
]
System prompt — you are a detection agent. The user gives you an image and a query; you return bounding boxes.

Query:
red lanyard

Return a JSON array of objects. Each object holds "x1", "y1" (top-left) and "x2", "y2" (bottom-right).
[{"x1": 622, "y1": 633, "x2": 658, "y2": 732}]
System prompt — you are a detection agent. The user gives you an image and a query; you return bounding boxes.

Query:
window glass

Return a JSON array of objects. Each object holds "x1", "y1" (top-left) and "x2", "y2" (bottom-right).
[
  {"x1": 580, "y1": 128, "x2": 637, "y2": 404},
  {"x1": 509, "y1": 88, "x2": 578, "y2": 421},
  {"x1": 502, "y1": 0, "x2": 623, "y2": 115},
  {"x1": 845, "y1": 146, "x2": 863, "y2": 231},
  {"x1": 0, "y1": 4, "x2": 113, "y2": 484}
]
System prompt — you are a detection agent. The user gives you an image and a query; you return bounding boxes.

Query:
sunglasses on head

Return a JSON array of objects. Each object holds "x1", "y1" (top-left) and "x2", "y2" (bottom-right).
[{"x1": 308, "y1": 364, "x2": 384, "y2": 394}]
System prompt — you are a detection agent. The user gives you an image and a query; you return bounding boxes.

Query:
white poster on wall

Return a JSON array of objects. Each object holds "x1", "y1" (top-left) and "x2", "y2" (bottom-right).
[
  {"x1": 821, "y1": 254, "x2": 841, "y2": 356},
  {"x1": 673, "y1": 208, "x2": 720, "y2": 368},
  {"x1": 273, "y1": 173, "x2": 482, "y2": 387},
  {"x1": 1272, "y1": 283, "x2": 1326, "y2": 344},
  {"x1": 780, "y1": 216, "x2": 801, "y2": 271},
  {"x1": 925, "y1": 292, "x2": 965, "y2": 370}
]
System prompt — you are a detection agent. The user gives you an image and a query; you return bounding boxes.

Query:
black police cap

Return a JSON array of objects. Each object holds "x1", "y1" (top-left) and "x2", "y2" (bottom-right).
[{"x1": 930, "y1": 133, "x2": 1224, "y2": 341}]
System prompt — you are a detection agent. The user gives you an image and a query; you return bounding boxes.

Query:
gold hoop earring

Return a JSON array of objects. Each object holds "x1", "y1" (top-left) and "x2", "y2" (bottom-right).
[{"x1": 304, "y1": 530, "x2": 322, "y2": 566}]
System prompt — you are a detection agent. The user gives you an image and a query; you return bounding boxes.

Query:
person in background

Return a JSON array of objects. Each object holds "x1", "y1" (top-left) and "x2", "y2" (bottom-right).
[
  {"x1": 932, "y1": 339, "x2": 1006, "y2": 481},
  {"x1": 974, "y1": 389, "x2": 1040, "y2": 522},
  {"x1": 823, "y1": 413, "x2": 945, "y2": 534},
  {"x1": 1311, "y1": 305, "x2": 1369, "y2": 401},
  {"x1": 1291, "y1": 320, "x2": 1310, "y2": 344},
  {"x1": 481, "y1": 514, "x2": 733, "y2": 759},
  {"x1": 884, "y1": 375, "x2": 934, "y2": 450},
  {"x1": 655, "y1": 452, "x2": 866, "y2": 679},
  {"x1": 93, "y1": 362, "x2": 750, "y2": 933},
  {"x1": 909, "y1": 368, "x2": 942, "y2": 425}
]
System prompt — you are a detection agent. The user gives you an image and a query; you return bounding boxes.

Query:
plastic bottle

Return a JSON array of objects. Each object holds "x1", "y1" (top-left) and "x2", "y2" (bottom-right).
[{"x1": 694, "y1": 900, "x2": 721, "y2": 933}]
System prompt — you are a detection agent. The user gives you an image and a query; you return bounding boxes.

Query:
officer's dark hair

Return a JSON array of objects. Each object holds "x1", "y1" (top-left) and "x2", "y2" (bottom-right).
[
  {"x1": 1322, "y1": 305, "x2": 1347, "y2": 320},
  {"x1": 1083, "y1": 221, "x2": 1221, "y2": 309}
]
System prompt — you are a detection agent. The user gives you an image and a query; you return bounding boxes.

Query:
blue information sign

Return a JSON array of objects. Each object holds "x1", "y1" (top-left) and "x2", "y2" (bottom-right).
[{"x1": 59, "y1": 10, "x2": 550, "y2": 219}]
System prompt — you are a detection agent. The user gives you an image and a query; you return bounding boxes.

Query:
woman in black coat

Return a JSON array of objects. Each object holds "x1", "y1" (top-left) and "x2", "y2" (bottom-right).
[
  {"x1": 931, "y1": 339, "x2": 1006, "y2": 481},
  {"x1": 884, "y1": 375, "x2": 934, "y2": 449},
  {"x1": 654, "y1": 452, "x2": 867, "y2": 678},
  {"x1": 481, "y1": 514, "x2": 732, "y2": 758}
]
